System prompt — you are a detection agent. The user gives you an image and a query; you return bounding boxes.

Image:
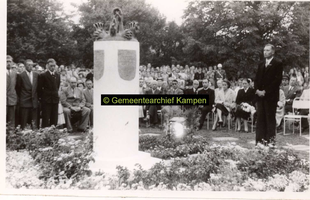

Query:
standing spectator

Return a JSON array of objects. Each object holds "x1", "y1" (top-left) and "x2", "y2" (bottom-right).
[
  {"x1": 197, "y1": 79, "x2": 215, "y2": 131},
  {"x1": 83, "y1": 79, "x2": 93, "y2": 126},
  {"x1": 214, "y1": 64, "x2": 226, "y2": 88},
  {"x1": 38, "y1": 58, "x2": 60, "y2": 128},
  {"x1": 6, "y1": 55, "x2": 17, "y2": 130},
  {"x1": 61, "y1": 77, "x2": 90, "y2": 132},
  {"x1": 16, "y1": 59, "x2": 39, "y2": 130},
  {"x1": 254, "y1": 44, "x2": 283, "y2": 146}
]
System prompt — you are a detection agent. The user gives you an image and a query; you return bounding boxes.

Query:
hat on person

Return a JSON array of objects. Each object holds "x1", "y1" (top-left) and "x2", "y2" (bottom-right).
[{"x1": 47, "y1": 58, "x2": 56, "y2": 64}]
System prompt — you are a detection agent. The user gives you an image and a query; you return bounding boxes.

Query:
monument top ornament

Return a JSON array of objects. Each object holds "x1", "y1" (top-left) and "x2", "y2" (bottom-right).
[{"x1": 93, "y1": 7, "x2": 140, "y2": 41}]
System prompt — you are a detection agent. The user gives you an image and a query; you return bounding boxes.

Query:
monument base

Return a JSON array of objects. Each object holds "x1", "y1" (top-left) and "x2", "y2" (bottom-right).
[{"x1": 89, "y1": 151, "x2": 162, "y2": 174}]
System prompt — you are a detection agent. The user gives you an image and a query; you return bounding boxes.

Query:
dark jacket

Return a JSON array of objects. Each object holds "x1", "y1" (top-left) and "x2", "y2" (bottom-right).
[
  {"x1": 16, "y1": 71, "x2": 39, "y2": 108},
  {"x1": 236, "y1": 87, "x2": 255, "y2": 106},
  {"x1": 197, "y1": 87, "x2": 215, "y2": 107},
  {"x1": 254, "y1": 58, "x2": 283, "y2": 102},
  {"x1": 38, "y1": 71, "x2": 60, "y2": 104}
]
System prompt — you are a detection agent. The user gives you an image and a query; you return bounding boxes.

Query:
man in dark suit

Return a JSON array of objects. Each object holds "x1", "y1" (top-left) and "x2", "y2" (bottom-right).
[
  {"x1": 194, "y1": 67, "x2": 204, "y2": 88},
  {"x1": 38, "y1": 58, "x2": 60, "y2": 128},
  {"x1": 185, "y1": 80, "x2": 200, "y2": 95},
  {"x1": 83, "y1": 79, "x2": 93, "y2": 126},
  {"x1": 6, "y1": 55, "x2": 17, "y2": 130},
  {"x1": 145, "y1": 80, "x2": 162, "y2": 127},
  {"x1": 254, "y1": 44, "x2": 283, "y2": 145},
  {"x1": 282, "y1": 76, "x2": 302, "y2": 113},
  {"x1": 197, "y1": 79, "x2": 215, "y2": 130},
  {"x1": 16, "y1": 59, "x2": 39, "y2": 130}
]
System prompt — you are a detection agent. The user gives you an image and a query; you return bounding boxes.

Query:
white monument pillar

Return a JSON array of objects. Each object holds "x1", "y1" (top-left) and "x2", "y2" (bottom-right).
[{"x1": 91, "y1": 40, "x2": 160, "y2": 172}]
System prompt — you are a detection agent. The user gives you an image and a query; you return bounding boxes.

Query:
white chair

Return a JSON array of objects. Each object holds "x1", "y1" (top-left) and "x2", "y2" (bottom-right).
[{"x1": 283, "y1": 97, "x2": 310, "y2": 136}]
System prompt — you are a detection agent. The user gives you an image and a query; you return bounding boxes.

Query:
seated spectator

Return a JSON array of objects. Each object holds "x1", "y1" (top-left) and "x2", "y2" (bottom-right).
[
  {"x1": 283, "y1": 76, "x2": 302, "y2": 113},
  {"x1": 60, "y1": 69, "x2": 68, "y2": 83},
  {"x1": 185, "y1": 80, "x2": 200, "y2": 94},
  {"x1": 280, "y1": 75, "x2": 289, "y2": 90},
  {"x1": 276, "y1": 88, "x2": 286, "y2": 129},
  {"x1": 196, "y1": 79, "x2": 215, "y2": 130},
  {"x1": 83, "y1": 79, "x2": 93, "y2": 127},
  {"x1": 235, "y1": 79, "x2": 255, "y2": 132},
  {"x1": 145, "y1": 80, "x2": 161, "y2": 127},
  {"x1": 61, "y1": 77, "x2": 90, "y2": 133},
  {"x1": 167, "y1": 79, "x2": 184, "y2": 94},
  {"x1": 77, "y1": 81, "x2": 85, "y2": 90},
  {"x1": 214, "y1": 79, "x2": 223, "y2": 97},
  {"x1": 194, "y1": 67, "x2": 204, "y2": 87},
  {"x1": 86, "y1": 69, "x2": 94, "y2": 81},
  {"x1": 212, "y1": 80, "x2": 236, "y2": 130},
  {"x1": 299, "y1": 85, "x2": 310, "y2": 132}
]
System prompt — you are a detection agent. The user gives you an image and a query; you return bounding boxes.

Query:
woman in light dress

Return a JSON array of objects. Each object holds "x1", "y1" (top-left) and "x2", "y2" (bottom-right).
[{"x1": 212, "y1": 80, "x2": 236, "y2": 130}]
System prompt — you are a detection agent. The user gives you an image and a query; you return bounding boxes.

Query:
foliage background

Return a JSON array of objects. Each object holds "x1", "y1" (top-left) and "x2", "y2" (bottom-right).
[{"x1": 7, "y1": 0, "x2": 309, "y2": 79}]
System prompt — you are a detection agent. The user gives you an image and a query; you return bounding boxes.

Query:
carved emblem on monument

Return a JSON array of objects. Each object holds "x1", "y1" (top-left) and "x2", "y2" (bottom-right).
[
  {"x1": 94, "y1": 50, "x2": 104, "y2": 80},
  {"x1": 93, "y1": 7, "x2": 140, "y2": 41},
  {"x1": 118, "y1": 50, "x2": 136, "y2": 81}
]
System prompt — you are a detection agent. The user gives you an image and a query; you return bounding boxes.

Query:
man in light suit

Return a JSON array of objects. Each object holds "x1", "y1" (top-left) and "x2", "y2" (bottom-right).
[
  {"x1": 16, "y1": 59, "x2": 39, "y2": 129},
  {"x1": 38, "y1": 58, "x2": 61, "y2": 128},
  {"x1": 61, "y1": 77, "x2": 90, "y2": 132},
  {"x1": 282, "y1": 76, "x2": 302, "y2": 113},
  {"x1": 6, "y1": 55, "x2": 17, "y2": 130},
  {"x1": 254, "y1": 44, "x2": 283, "y2": 146},
  {"x1": 83, "y1": 79, "x2": 93, "y2": 126}
]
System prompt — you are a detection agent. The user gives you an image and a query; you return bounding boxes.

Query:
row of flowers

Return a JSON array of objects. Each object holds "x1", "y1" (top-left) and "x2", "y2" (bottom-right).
[
  {"x1": 5, "y1": 125, "x2": 310, "y2": 191},
  {"x1": 6, "y1": 125, "x2": 94, "y2": 187}
]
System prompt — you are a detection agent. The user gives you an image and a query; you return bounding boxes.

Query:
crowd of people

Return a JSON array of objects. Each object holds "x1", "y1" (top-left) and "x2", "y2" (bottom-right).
[
  {"x1": 139, "y1": 61, "x2": 310, "y2": 138},
  {"x1": 6, "y1": 51, "x2": 310, "y2": 143},
  {"x1": 6, "y1": 55, "x2": 93, "y2": 133}
]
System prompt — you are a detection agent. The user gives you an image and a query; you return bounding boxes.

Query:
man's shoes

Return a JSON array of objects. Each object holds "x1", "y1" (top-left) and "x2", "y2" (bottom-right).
[
  {"x1": 67, "y1": 129, "x2": 74, "y2": 133},
  {"x1": 77, "y1": 128, "x2": 86, "y2": 132},
  {"x1": 302, "y1": 126, "x2": 309, "y2": 132}
]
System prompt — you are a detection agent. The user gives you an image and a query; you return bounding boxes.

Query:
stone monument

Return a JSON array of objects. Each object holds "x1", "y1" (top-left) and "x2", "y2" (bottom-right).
[{"x1": 91, "y1": 8, "x2": 159, "y2": 173}]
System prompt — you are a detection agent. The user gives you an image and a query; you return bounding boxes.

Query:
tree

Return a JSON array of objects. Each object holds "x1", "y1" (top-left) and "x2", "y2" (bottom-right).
[
  {"x1": 7, "y1": 0, "x2": 77, "y2": 65},
  {"x1": 182, "y1": 1, "x2": 309, "y2": 79},
  {"x1": 75, "y1": 0, "x2": 185, "y2": 67}
]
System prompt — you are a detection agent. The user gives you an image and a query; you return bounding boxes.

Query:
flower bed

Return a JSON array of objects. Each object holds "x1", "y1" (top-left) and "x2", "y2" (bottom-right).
[
  {"x1": 5, "y1": 127, "x2": 310, "y2": 191},
  {"x1": 6, "y1": 126, "x2": 94, "y2": 188}
]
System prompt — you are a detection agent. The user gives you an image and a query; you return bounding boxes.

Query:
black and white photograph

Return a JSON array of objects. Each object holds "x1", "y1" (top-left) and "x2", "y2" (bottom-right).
[{"x1": 1, "y1": 0, "x2": 310, "y2": 199}]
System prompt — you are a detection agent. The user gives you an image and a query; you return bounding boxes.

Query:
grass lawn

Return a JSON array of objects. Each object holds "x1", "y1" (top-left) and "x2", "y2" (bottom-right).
[{"x1": 139, "y1": 121, "x2": 310, "y2": 161}]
